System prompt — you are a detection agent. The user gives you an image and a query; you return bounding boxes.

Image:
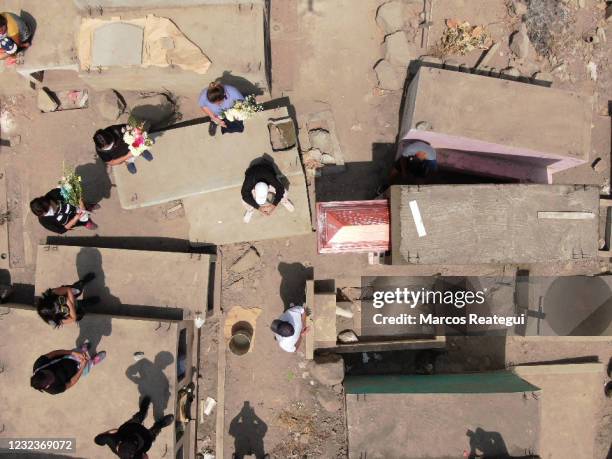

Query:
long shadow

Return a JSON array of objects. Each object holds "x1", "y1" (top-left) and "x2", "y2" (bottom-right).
[
  {"x1": 75, "y1": 159, "x2": 113, "y2": 206},
  {"x1": 0, "y1": 268, "x2": 34, "y2": 305},
  {"x1": 228, "y1": 401, "x2": 268, "y2": 459},
  {"x1": 130, "y1": 92, "x2": 183, "y2": 132},
  {"x1": 45, "y1": 236, "x2": 215, "y2": 254},
  {"x1": 75, "y1": 248, "x2": 113, "y2": 355},
  {"x1": 247, "y1": 153, "x2": 292, "y2": 193},
  {"x1": 216, "y1": 70, "x2": 265, "y2": 96},
  {"x1": 278, "y1": 262, "x2": 313, "y2": 309},
  {"x1": 125, "y1": 351, "x2": 174, "y2": 421}
]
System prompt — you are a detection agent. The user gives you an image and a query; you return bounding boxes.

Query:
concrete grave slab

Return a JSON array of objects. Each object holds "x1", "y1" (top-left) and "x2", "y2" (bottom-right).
[
  {"x1": 390, "y1": 184, "x2": 600, "y2": 265},
  {"x1": 346, "y1": 389, "x2": 540, "y2": 458},
  {"x1": 184, "y1": 169, "x2": 313, "y2": 245},
  {"x1": 0, "y1": 307, "x2": 194, "y2": 459},
  {"x1": 114, "y1": 107, "x2": 301, "y2": 209},
  {"x1": 400, "y1": 67, "x2": 593, "y2": 182},
  {"x1": 515, "y1": 363, "x2": 604, "y2": 459},
  {"x1": 91, "y1": 22, "x2": 144, "y2": 67},
  {"x1": 35, "y1": 245, "x2": 212, "y2": 317}
]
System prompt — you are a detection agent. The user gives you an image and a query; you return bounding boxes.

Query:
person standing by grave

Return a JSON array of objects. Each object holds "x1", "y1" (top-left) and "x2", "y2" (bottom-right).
[
  {"x1": 30, "y1": 188, "x2": 98, "y2": 233},
  {"x1": 36, "y1": 273, "x2": 98, "y2": 327},
  {"x1": 240, "y1": 161, "x2": 295, "y2": 223},
  {"x1": 30, "y1": 344, "x2": 106, "y2": 395},
  {"x1": 0, "y1": 12, "x2": 31, "y2": 62},
  {"x1": 93, "y1": 125, "x2": 154, "y2": 175},
  {"x1": 270, "y1": 303, "x2": 309, "y2": 353},
  {"x1": 199, "y1": 81, "x2": 245, "y2": 136},
  {"x1": 94, "y1": 396, "x2": 175, "y2": 458},
  {"x1": 376, "y1": 139, "x2": 438, "y2": 195}
]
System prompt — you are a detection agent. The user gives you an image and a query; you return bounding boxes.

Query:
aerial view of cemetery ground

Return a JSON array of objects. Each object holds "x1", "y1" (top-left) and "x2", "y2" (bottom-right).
[{"x1": 0, "y1": 0, "x2": 611, "y2": 458}]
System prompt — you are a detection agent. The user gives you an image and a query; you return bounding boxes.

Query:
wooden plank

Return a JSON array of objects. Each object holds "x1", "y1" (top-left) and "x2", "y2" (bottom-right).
[
  {"x1": 538, "y1": 211, "x2": 595, "y2": 220},
  {"x1": 305, "y1": 280, "x2": 315, "y2": 360}
]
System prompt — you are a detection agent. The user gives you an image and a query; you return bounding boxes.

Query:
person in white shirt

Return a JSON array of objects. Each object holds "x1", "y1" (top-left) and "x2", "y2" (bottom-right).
[{"x1": 271, "y1": 304, "x2": 309, "y2": 353}]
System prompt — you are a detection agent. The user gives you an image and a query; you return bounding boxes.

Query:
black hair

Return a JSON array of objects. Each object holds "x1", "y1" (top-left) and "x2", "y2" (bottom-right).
[
  {"x1": 117, "y1": 440, "x2": 138, "y2": 459},
  {"x1": 29, "y1": 197, "x2": 51, "y2": 217},
  {"x1": 271, "y1": 320, "x2": 294, "y2": 337},
  {"x1": 406, "y1": 156, "x2": 434, "y2": 178},
  {"x1": 31, "y1": 369, "x2": 54, "y2": 391},
  {"x1": 207, "y1": 82, "x2": 226, "y2": 103},
  {"x1": 0, "y1": 16, "x2": 7, "y2": 29},
  {"x1": 36, "y1": 290, "x2": 64, "y2": 328},
  {"x1": 93, "y1": 130, "x2": 114, "y2": 150}
]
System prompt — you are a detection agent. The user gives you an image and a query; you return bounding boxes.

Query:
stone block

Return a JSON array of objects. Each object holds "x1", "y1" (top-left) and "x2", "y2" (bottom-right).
[
  {"x1": 92, "y1": 22, "x2": 144, "y2": 67},
  {"x1": 374, "y1": 59, "x2": 403, "y2": 91},
  {"x1": 309, "y1": 128, "x2": 333, "y2": 154},
  {"x1": 510, "y1": 24, "x2": 531, "y2": 59},
  {"x1": 268, "y1": 118, "x2": 297, "y2": 151},
  {"x1": 96, "y1": 89, "x2": 126, "y2": 121},
  {"x1": 376, "y1": 1, "x2": 404, "y2": 34},
  {"x1": 37, "y1": 88, "x2": 59, "y2": 112},
  {"x1": 309, "y1": 354, "x2": 344, "y2": 386}
]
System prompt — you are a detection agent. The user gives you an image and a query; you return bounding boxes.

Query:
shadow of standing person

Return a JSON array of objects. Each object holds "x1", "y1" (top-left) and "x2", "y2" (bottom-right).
[
  {"x1": 229, "y1": 401, "x2": 268, "y2": 459},
  {"x1": 75, "y1": 248, "x2": 115, "y2": 355},
  {"x1": 125, "y1": 351, "x2": 174, "y2": 421}
]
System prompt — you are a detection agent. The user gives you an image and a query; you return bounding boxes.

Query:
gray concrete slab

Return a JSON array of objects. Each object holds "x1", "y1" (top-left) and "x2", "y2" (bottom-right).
[
  {"x1": 0, "y1": 307, "x2": 186, "y2": 459},
  {"x1": 400, "y1": 67, "x2": 593, "y2": 182},
  {"x1": 91, "y1": 22, "x2": 144, "y2": 67},
  {"x1": 34, "y1": 245, "x2": 211, "y2": 317},
  {"x1": 184, "y1": 169, "x2": 313, "y2": 245},
  {"x1": 79, "y1": 3, "x2": 268, "y2": 93},
  {"x1": 390, "y1": 184, "x2": 600, "y2": 265},
  {"x1": 347, "y1": 391, "x2": 540, "y2": 459},
  {"x1": 4, "y1": 0, "x2": 81, "y2": 73},
  {"x1": 114, "y1": 107, "x2": 301, "y2": 209},
  {"x1": 515, "y1": 363, "x2": 604, "y2": 459}
]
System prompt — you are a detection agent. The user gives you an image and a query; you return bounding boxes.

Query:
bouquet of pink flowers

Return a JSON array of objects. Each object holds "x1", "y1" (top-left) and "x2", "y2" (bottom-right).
[{"x1": 122, "y1": 115, "x2": 154, "y2": 156}]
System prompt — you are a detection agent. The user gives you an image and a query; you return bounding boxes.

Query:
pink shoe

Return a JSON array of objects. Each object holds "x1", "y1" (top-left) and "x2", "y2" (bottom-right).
[
  {"x1": 85, "y1": 220, "x2": 98, "y2": 230},
  {"x1": 93, "y1": 351, "x2": 106, "y2": 365}
]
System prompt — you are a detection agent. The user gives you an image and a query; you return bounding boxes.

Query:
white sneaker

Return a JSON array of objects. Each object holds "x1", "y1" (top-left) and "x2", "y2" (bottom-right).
[
  {"x1": 281, "y1": 198, "x2": 295, "y2": 212},
  {"x1": 243, "y1": 208, "x2": 255, "y2": 223}
]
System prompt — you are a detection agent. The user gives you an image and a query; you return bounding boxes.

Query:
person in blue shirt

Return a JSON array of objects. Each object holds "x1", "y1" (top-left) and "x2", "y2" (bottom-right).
[{"x1": 198, "y1": 82, "x2": 244, "y2": 136}]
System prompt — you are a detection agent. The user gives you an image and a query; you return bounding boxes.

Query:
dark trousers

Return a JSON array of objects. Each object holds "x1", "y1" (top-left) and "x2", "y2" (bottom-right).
[{"x1": 221, "y1": 120, "x2": 245, "y2": 134}]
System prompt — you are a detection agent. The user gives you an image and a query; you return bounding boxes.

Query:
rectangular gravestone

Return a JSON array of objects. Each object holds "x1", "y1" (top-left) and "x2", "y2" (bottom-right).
[
  {"x1": 114, "y1": 107, "x2": 302, "y2": 209},
  {"x1": 390, "y1": 184, "x2": 600, "y2": 265},
  {"x1": 35, "y1": 245, "x2": 212, "y2": 317},
  {"x1": 92, "y1": 22, "x2": 144, "y2": 67}
]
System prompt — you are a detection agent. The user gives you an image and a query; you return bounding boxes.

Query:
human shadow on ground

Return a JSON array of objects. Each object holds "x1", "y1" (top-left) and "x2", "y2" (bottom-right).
[
  {"x1": 216, "y1": 70, "x2": 264, "y2": 96},
  {"x1": 75, "y1": 247, "x2": 114, "y2": 355},
  {"x1": 466, "y1": 427, "x2": 540, "y2": 458},
  {"x1": 228, "y1": 401, "x2": 268, "y2": 459},
  {"x1": 125, "y1": 351, "x2": 174, "y2": 421},
  {"x1": 278, "y1": 262, "x2": 313, "y2": 309},
  {"x1": 76, "y1": 159, "x2": 113, "y2": 206}
]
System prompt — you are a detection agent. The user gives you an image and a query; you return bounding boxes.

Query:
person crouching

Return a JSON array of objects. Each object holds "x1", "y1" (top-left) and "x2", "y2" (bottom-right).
[{"x1": 240, "y1": 161, "x2": 294, "y2": 223}]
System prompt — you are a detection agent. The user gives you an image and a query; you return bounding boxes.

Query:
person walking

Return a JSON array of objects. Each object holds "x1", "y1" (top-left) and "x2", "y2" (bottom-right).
[
  {"x1": 36, "y1": 273, "x2": 98, "y2": 327},
  {"x1": 198, "y1": 82, "x2": 245, "y2": 136},
  {"x1": 30, "y1": 188, "x2": 98, "y2": 233},
  {"x1": 94, "y1": 396, "x2": 175, "y2": 459},
  {"x1": 30, "y1": 344, "x2": 106, "y2": 395},
  {"x1": 270, "y1": 303, "x2": 309, "y2": 353},
  {"x1": 93, "y1": 125, "x2": 153, "y2": 175},
  {"x1": 241, "y1": 161, "x2": 294, "y2": 223}
]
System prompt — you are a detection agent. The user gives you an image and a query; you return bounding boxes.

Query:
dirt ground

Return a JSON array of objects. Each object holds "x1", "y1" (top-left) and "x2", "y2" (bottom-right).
[{"x1": 1, "y1": 0, "x2": 612, "y2": 458}]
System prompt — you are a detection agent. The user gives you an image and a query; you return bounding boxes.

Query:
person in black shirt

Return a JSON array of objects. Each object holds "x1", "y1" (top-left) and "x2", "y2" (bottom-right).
[
  {"x1": 240, "y1": 161, "x2": 294, "y2": 223},
  {"x1": 30, "y1": 346, "x2": 106, "y2": 395},
  {"x1": 36, "y1": 272, "x2": 98, "y2": 328},
  {"x1": 93, "y1": 125, "x2": 153, "y2": 175},
  {"x1": 95, "y1": 396, "x2": 175, "y2": 459},
  {"x1": 30, "y1": 188, "x2": 98, "y2": 234}
]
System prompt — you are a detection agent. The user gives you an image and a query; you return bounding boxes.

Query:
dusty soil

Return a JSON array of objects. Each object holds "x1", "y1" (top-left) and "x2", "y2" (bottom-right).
[{"x1": 0, "y1": 0, "x2": 611, "y2": 458}]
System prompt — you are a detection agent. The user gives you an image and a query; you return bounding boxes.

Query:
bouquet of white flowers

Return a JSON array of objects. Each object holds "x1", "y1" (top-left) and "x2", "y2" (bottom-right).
[
  {"x1": 58, "y1": 165, "x2": 83, "y2": 207},
  {"x1": 221, "y1": 95, "x2": 263, "y2": 122},
  {"x1": 123, "y1": 115, "x2": 154, "y2": 157}
]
